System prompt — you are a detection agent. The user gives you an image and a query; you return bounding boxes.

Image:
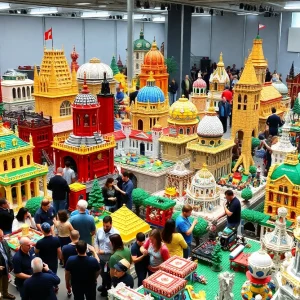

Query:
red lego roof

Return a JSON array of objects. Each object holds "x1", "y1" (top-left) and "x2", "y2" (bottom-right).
[
  {"x1": 111, "y1": 130, "x2": 126, "y2": 141},
  {"x1": 111, "y1": 129, "x2": 153, "y2": 142}
]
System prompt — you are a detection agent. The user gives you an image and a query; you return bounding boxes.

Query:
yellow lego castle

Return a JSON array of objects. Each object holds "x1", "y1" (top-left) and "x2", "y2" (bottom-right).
[
  {"x1": 33, "y1": 48, "x2": 78, "y2": 124},
  {"x1": 187, "y1": 99, "x2": 234, "y2": 179},
  {"x1": 264, "y1": 153, "x2": 300, "y2": 221},
  {"x1": 0, "y1": 120, "x2": 48, "y2": 211},
  {"x1": 231, "y1": 52, "x2": 262, "y2": 175},
  {"x1": 131, "y1": 72, "x2": 168, "y2": 132},
  {"x1": 159, "y1": 96, "x2": 199, "y2": 162}
]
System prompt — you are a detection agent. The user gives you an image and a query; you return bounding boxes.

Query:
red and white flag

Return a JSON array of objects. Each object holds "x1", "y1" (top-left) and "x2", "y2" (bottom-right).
[
  {"x1": 44, "y1": 28, "x2": 53, "y2": 40},
  {"x1": 259, "y1": 24, "x2": 266, "y2": 30}
]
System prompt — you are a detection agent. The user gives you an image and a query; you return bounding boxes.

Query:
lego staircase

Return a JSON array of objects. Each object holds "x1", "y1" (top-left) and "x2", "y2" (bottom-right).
[{"x1": 42, "y1": 149, "x2": 53, "y2": 166}]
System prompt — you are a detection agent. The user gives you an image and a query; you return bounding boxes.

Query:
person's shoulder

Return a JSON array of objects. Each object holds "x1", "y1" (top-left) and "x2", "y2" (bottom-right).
[{"x1": 111, "y1": 227, "x2": 119, "y2": 234}]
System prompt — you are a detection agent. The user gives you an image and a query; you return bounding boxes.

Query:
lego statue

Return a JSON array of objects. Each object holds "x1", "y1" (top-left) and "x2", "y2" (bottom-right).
[{"x1": 215, "y1": 272, "x2": 234, "y2": 300}]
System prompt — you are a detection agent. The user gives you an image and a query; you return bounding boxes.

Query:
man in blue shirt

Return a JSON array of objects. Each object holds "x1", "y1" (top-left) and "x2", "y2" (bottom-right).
[
  {"x1": 224, "y1": 190, "x2": 241, "y2": 229},
  {"x1": 23, "y1": 257, "x2": 60, "y2": 300},
  {"x1": 114, "y1": 172, "x2": 134, "y2": 209},
  {"x1": 266, "y1": 107, "x2": 284, "y2": 136},
  {"x1": 13, "y1": 237, "x2": 36, "y2": 298},
  {"x1": 218, "y1": 97, "x2": 230, "y2": 133},
  {"x1": 62, "y1": 230, "x2": 80, "y2": 265},
  {"x1": 175, "y1": 205, "x2": 198, "y2": 259},
  {"x1": 34, "y1": 199, "x2": 55, "y2": 233},
  {"x1": 94, "y1": 216, "x2": 119, "y2": 297},
  {"x1": 70, "y1": 200, "x2": 95, "y2": 245}
]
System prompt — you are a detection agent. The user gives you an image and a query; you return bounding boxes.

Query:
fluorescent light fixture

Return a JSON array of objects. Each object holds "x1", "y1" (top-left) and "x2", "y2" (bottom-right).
[
  {"x1": 99, "y1": 5, "x2": 106, "y2": 8},
  {"x1": 123, "y1": 14, "x2": 145, "y2": 20},
  {"x1": 284, "y1": 6, "x2": 300, "y2": 10},
  {"x1": 192, "y1": 13, "x2": 211, "y2": 17},
  {"x1": 0, "y1": 3, "x2": 10, "y2": 10},
  {"x1": 153, "y1": 16, "x2": 165, "y2": 22},
  {"x1": 81, "y1": 11, "x2": 110, "y2": 18},
  {"x1": 30, "y1": 8, "x2": 58, "y2": 15},
  {"x1": 237, "y1": 12, "x2": 259, "y2": 15},
  {"x1": 138, "y1": 8, "x2": 167, "y2": 12},
  {"x1": 75, "y1": 2, "x2": 91, "y2": 5}
]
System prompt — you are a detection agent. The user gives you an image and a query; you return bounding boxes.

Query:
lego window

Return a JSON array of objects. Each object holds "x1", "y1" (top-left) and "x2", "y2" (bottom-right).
[
  {"x1": 238, "y1": 94, "x2": 241, "y2": 103},
  {"x1": 292, "y1": 197, "x2": 297, "y2": 207},
  {"x1": 244, "y1": 95, "x2": 247, "y2": 103},
  {"x1": 31, "y1": 86, "x2": 34, "y2": 94},
  {"x1": 3, "y1": 160, "x2": 7, "y2": 171},
  {"x1": 84, "y1": 114, "x2": 89, "y2": 127},
  {"x1": 136, "y1": 53, "x2": 139, "y2": 59},
  {"x1": 17, "y1": 88, "x2": 21, "y2": 99},
  {"x1": 27, "y1": 86, "x2": 30, "y2": 97},
  {"x1": 291, "y1": 211, "x2": 296, "y2": 219},
  {"x1": 201, "y1": 140, "x2": 205, "y2": 145},
  {"x1": 269, "y1": 192, "x2": 273, "y2": 201},
  {"x1": 136, "y1": 63, "x2": 139, "y2": 70},
  {"x1": 210, "y1": 140, "x2": 214, "y2": 146},
  {"x1": 27, "y1": 155, "x2": 30, "y2": 165},
  {"x1": 22, "y1": 87, "x2": 26, "y2": 98},
  {"x1": 12, "y1": 88, "x2": 16, "y2": 99},
  {"x1": 60, "y1": 101, "x2": 72, "y2": 116},
  {"x1": 19, "y1": 157, "x2": 23, "y2": 167},
  {"x1": 12, "y1": 158, "x2": 16, "y2": 168},
  {"x1": 284, "y1": 186, "x2": 288, "y2": 193}
]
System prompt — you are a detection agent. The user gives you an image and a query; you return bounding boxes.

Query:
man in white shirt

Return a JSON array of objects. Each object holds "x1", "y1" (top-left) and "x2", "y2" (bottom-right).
[
  {"x1": 94, "y1": 216, "x2": 119, "y2": 297},
  {"x1": 63, "y1": 161, "x2": 76, "y2": 185}
]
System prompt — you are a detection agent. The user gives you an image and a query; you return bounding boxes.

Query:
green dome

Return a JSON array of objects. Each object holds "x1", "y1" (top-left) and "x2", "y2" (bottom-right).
[
  {"x1": 271, "y1": 163, "x2": 300, "y2": 185},
  {"x1": 134, "y1": 30, "x2": 151, "y2": 51}
]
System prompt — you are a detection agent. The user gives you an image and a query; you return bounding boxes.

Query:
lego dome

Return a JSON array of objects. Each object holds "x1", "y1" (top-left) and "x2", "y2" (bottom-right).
[
  {"x1": 143, "y1": 40, "x2": 165, "y2": 66},
  {"x1": 193, "y1": 74, "x2": 207, "y2": 88},
  {"x1": 77, "y1": 58, "x2": 113, "y2": 82},
  {"x1": 134, "y1": 30, "x2": 151, "y2": 51},
  {"x1": 272, "y1": 80, "x2": 288, "y2": 96},
  {"x1": 248, "y1": 250, "x2": 273, "y2": 279},
  {"x1": 168, "y1": 96, "x2": 198, "y2": 125},
  {"x1": 192, "y1": 164, "x2": 216, "y2": 189},
  {"x1": 74, "y1": 73, "x2": 98, "y2": 106},
  {"x1": 197, "y1": 114, "x2": 223, "y2": 138},
  {"x1": 137, "y1": 72, "x2": 165, "y2": 103}
]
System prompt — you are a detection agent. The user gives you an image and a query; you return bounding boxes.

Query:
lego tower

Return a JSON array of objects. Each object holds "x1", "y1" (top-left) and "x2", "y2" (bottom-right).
[
  {"x1": 231, "y1": 53, "x2": 262, "y2": 175},
  {"x1": 33, "y1": 48, "x2": 78, "y2": 123},
  {"x1": 251, "y1": 37, "x2": 268, "y2": 85}
]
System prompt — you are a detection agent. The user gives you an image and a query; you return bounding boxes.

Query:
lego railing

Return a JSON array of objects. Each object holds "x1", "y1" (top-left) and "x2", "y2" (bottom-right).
[
  {"x1": 0, "y1": 163, "x2": 48, "y2": 183},
  {"x1": 52, "y1": 135, "x2": 116, "y2": 154}
]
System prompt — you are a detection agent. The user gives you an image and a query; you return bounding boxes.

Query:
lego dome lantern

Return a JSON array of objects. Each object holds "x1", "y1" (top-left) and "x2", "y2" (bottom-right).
[
  {"x1": 248, "y1": 250, "x2": 273, "y2": 279},
  {"x1": 77, "y1": 57, "x2": 113, "y2": 82},
  {"x1": 168, "y1": 96, "x2": 198, "y2": 125},
  {"x1": 193, "y1": 75, "x2": 207, "y2": 89},
  {"x1": 137, "y1": 72, "x2": 165, "y2": 103},
  {"x1": 134, "y1": 30, "x2": 151, "y2": 51},
  {"x1": 143, "y1": 39, "x2": 165, "y2": 66}
]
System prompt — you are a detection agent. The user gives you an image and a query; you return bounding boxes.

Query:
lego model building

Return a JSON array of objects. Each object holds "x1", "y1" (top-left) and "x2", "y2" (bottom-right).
[
  {"x1": 117, "y1": 55, "x2": 123, "y2": 70},
  {"x1": 1, "y1": 70, "x2": 34, "y2": 111},
  {"x1": 286, "y1": 61, "x2": 300, "y2": 104},
  {"x1": 139, "y1": 39, "x2": 169, "y2": 98},
  {"x1": 131, "y1": 72, "x2": 168, "y2": 132},
  {"x1": 108, "y1": 283, "x2": 153, "y2": 300},
  {"x1": 159, "y1": 95, "x2": 198, "y2": 163},
  {"x1": 261, "y1": 207, "x2": 294, "y2": 268},
  {"x1": 187, "y1": 99, "x2": 234, "y2": 179},
  {"x1": 52, "y1": 74, "x2": 115, "y2": 186},
  {"x1": 264, "y1": 153, "x2": 300, "y2": 221},
  {"x1": 70, "y1": 46, "x2": 80, "y2": 72},
  {"x1": 231, "y1": 52, "x2": 261, "y2": 175},
  {"x1": 33, "y1": 48, "x2": 78, "y2": 136},
  {"x1": 273, "y1": 215, "x2": 300, "y2": 299},
  {"x1": 185, "y1": 163, "x2": 223, "y2": 221},
  {"x1": 271, "y1": 110, "x2": 296, "y2": 165},
  {"x1": 207, "y1": 53, "x2": 230, "y2": 111},
  {"x1": 77, "y1": 57, "x2": 116, "y2": 96},
  {"x1": 133, "y1": 29, "x2": 151, "y2": 75},
  {"x1": 241, "y1": 249, "x2": 273, "y2": 299},
  {"x1": 272, "y1": 77, "x2": 291, "y2": 109},
  {"x1": 191, "y1": 74, "x2": 207, "y2": 119},
  {"x1": 165, "y1": 161, "x2": 193, "y2": 198}
]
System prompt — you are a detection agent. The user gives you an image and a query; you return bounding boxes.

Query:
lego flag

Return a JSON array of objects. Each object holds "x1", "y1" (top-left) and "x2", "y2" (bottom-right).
[
  {"x1": 259, "y1": 24, "x2": 266, "y2": 30},
  {"x1": 44, "y1": 28, "x2": 53, "y2": 40}
]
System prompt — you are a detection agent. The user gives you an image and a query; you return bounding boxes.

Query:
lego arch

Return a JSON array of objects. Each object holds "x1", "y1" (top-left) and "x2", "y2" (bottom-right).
[
  {"x1": 27, "y1": 86, "x2": 30, "y2": 97},
  {"x1": 17, "y1": 87, "x2": 21, "y2": 99},
  {"x1": 12, "y1": 88, "x2": 16, "y2": 99},
  {"x1": 63, "y1": 156, "x2": 77, "y2": 174},
  {"x1": 243, "y1": 222, "x2": 256, "y2": 237},
  {"x1": 140, "y1": 142, "x2": 145, "y2": 155},
  {"x1": 138, "y1": 119, "x2": 143, "y2": 131},
  {"x1": 22, "y1": 87, "x2": 26, "y2": 98}
]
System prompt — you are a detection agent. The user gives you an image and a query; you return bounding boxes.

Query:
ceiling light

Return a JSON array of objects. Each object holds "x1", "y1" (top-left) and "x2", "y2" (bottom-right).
[
  {"x1": 237, "y1": 12, "x2": 259, "y2": 16},
  {"x1": 192, "y1": 13, "x2": 211, "y2": 17},
  {"x1": 81, "y1": 11, "x2": 109, "y2": 18},
  {"x1": 99, "y1": 5, "x2": 106, "y2": 8},
  {"x1": 153, "y1": 16, "x2": 165, "y2": 22},
  {"x1": 0, "y1": 3, "x2": 10, "y2": 10},
  {"x1": 75, "y1": 2, "x2": 91, "y2": 5},
  {"x1": 284, "y1": 4, "x2": 300, "y2": 10},
  {"x1": 30, "y1": 8, "x2": 58, "y2": 15},
  {"x1": 123, "y1": 14, "x2": 145, "y2": 20}
]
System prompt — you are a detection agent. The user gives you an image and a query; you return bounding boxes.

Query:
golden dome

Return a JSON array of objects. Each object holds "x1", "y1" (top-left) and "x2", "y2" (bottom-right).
[
  {"x1": 143, "y1": 40, "x2": 165, "y2": 66},
  {"x1": 168, "y1": 96, "x2": 198, "y2": 125}
]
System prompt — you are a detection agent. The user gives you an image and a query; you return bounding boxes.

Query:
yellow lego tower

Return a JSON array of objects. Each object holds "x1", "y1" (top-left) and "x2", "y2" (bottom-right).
[
  {"x1": 231, "y1": 53, "x2": 262, "y2": 175},
  {"x1": 33, "y1": 48, "x2": 78, "y2": 123}
]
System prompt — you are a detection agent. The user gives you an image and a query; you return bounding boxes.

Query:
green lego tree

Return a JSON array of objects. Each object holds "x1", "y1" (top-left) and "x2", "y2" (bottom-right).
[
  {"x1": 252, "y1": 137, "x2": 260, "y2": 148},
  {"x1": 211, "y1": 243, "x2": 222, "y2": 272},
  {"x1": 110, "y1": 56, "x2": 120, "y2": 76},
  {"x1": 289, "y1": 61, "x2": 295, "y2": 78},
  {"x1": 25, "y1": 196, "x2": 43, "y2": 215},
  {"x1": 165, "y1": 56, "x2": 178, "y2": 78},
  {"x1": 293, "y1": 97, "x2": 300, "y2": 121},
  {"x1": 132, "y1": 188, "x2": 150, "y2": 217},
  {"x1": 241, "y1": 187, "x2": 253, "y2": 201},
  {"x1": 241, "y1": 209, "x2": 266, "y2": 223},
  {"x1": 249, "y1": 165, "x2": 257, "y2": 175},
  {"x1": 88, "y1": 179, "x2": 105, "y2": 210}
]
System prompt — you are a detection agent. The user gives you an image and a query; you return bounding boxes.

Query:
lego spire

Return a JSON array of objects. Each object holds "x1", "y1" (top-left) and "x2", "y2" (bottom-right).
[
  {"x1": 70, "y1": 45, "x2": 79, "y2": 72},
  {"x1": 146, "y1": 71, "x2": 155, "y2": 87},
  {"x1": 237, "y1": 52, "x2": 259, "y2": 85},
  {"x1": 217, "y1": 52, "x2": 224, "y2": 67},
  {"x1": 100, "y1": 72, "x2": 111, "y2": 95},
  {"x1": 71, "y1": 65, "x2": 77, "y2": 92},
  {"x1": 81, "y1": 72, "x2": 90, "y2": 94},
  {"x1": 151, "y1": 38, "x2": 157, "y2": 50},
  {"x1": 250, "y1": 36, "x2": 267, "y2": 67},
  {"x1": 49, "y1": 61, "x2": 58, "y2": 88},
  {"x1": 140, "y1": 28, "x2": 144, "y2": 39}
]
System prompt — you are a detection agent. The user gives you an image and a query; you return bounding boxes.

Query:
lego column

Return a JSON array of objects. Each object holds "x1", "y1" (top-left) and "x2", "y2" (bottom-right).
[{"x1": 167, "y1": 4, "x2": 192, "y2": 88}]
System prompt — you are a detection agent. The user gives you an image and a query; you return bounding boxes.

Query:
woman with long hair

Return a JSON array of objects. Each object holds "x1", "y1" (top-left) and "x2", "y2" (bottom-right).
[
  {"x1": 162, "y1": 219, "x2": 187, "y2": 257},
  {"x1": 108, "y1": 234, "x2": 131, "y2": 278},
  {"x1": 141, "y1": 229, "x2": 170, "y2": 274},
  {"x1": 12, "y1": 207, "x2": 36, "y2": 232},
  {"x1": 102, "y1": 178, "x2": 118, "y2": 212}
]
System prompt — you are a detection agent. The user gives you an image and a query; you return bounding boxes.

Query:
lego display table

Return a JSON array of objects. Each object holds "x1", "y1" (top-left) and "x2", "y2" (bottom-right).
[
  {"x1": 108, "y1": 283, "x2": 153, "y2": 300},
  {"x1": 5, "y1": 228, "x2": 43, "y2": 251},
  {"x1": 230, "y1": 252, "x2": 250, "y2": 273},
  {"x1": 159, "y1": 256, "x2": 197, "y2": 280},
  {"x1": 143, "y1": 270, "x2": 187, "y2": 300},
  {"x1": 191, "y1": 241, "x2": 216, "y2": 264}
]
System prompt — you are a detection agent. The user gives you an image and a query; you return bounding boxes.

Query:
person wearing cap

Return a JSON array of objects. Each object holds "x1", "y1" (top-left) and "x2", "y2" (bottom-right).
[
  {"x1": 112, "y1": 259, "x2": 134, "y2": 288},
  {"x1": 23, "y1": 257, "x2": 60, "y2": 300},
  {"x1": 35, "y1": 222, "x2": 61, "y2": 274},
  {"x1": 34, "y1": 199, "x2": 56, "y2": 233},
  {"x1": 13, "y1": 237, "x2": 36, "y2": 298}
]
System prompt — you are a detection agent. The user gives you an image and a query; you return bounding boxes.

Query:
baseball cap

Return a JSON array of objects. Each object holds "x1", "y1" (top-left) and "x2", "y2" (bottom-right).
[
  {"x1": 41, "y1": 222, "x2": 51, "y2": 233},
  {"x1": 114, "y1": 259, "x2": 130, "y2": 272}
]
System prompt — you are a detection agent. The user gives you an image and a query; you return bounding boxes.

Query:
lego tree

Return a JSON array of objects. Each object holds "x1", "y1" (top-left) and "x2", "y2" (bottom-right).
[
  {"x1": 249, "y1": 165, "x2": 257, "y2": 175},
  {"x1": 165, "y1": 56, "x2": 178, "y2": 78},
  {"x1": 111, "y1": 56, "x2": 120, "y2": 76},
  {"x1": 241, "y1": 209, "x2": 267, "y2": 223},
  {"x1": 211, "y1": 243, "x2": 223, "y2": 272},
  {"x1": 241, "y1": 187, "x2": 253, "y2": 201},
  {"x1": 289, "y1": 61, "x2": 295, "y2": 78},
  {"x1": 251, "y1": 137, "x2": 260, "y2": 148},
  {"x1": 132, "y1": 188, "x2": 150, "y2": 217},
  {"x1": 25, "y1": 196, "x2": 43, "y2": 215},
  {"x1": 88, "y1": 179, "x2": 105, "y2": 210},
  {"x1": 293, "y1": 97, "x2": 300, "y2": 121}
]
